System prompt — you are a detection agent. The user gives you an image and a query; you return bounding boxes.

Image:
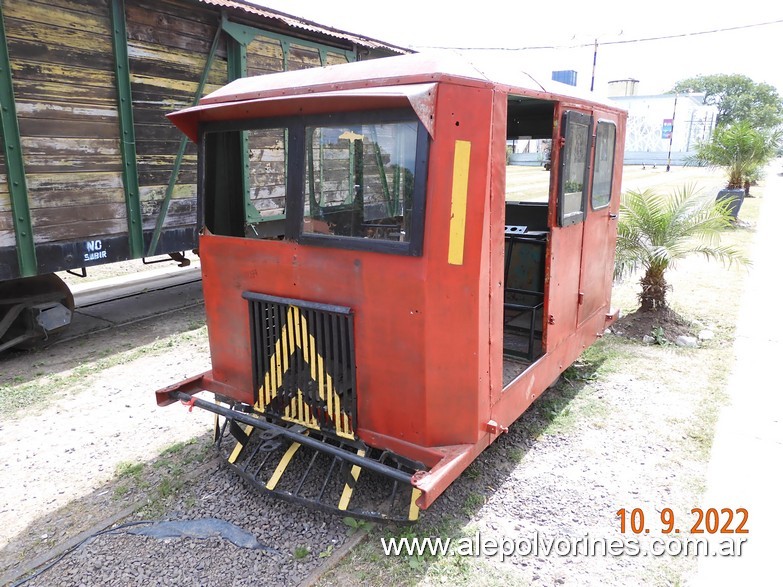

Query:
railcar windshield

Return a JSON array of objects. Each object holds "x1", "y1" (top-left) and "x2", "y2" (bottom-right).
[{"x1": 200, "y1": 109, "x2": 429, "y2": 256}]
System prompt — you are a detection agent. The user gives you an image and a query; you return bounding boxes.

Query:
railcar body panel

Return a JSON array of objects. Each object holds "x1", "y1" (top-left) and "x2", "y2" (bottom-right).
[{"x1": 157, "y1": 52, "x2": 627, "y2": 518}]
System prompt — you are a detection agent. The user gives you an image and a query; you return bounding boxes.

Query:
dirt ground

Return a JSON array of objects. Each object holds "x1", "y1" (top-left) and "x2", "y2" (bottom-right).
[
  {"x1": 0, "y1": 300, "x2": 214, "y2": 576},
  {"x1": 0, "y1": 165, "x2": 757, "y2": 585}
]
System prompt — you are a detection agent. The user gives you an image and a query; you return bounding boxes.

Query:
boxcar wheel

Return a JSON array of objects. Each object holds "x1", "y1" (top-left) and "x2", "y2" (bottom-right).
[{"x1": 0, "y1": 274, "x2": 75, "y2": 353}]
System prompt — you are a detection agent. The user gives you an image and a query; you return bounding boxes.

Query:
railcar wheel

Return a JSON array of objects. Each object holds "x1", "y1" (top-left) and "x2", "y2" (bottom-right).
[{"x1": 0, "y1": 274, "x2": 74, "y2": 353}]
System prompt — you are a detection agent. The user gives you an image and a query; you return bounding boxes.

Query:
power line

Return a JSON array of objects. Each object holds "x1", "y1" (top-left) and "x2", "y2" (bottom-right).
[{"x1": 419, "y1": 18, "x2": 783, "y2": 52}]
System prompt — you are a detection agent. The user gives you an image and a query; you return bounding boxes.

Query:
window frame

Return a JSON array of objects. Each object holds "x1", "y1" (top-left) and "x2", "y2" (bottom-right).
[
  {"x1": 199, "y1": 108, "x2": 430, "y2": 257},
  {"x1": 556, "y1": 110, "x2": 594, "y2": 227},
  {"x1": 590, "y1": 120, "x2": 617, "y2": 211}
]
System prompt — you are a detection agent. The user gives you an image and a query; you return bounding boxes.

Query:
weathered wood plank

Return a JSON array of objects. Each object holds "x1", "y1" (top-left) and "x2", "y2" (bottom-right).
[
  {"x1": 23, "y1": 0, "x2": 111, "y2": 20},
  {"x1": 4, "y1": 17, "x2": 113, "y2": 55},
  {"x1": 24, "y1": 172, "x2": 126, "y2": 210},
  {"x1": 127, "y1": 0, "x2": 219, "y2": 42},
  {"x1": 0, "y1": 192, "x2": 11, "y2": 215},
  {"x1": 11, "y1": 60, "x2": 116, "y2": 91},
  {"x1": 6, "y1": 37, "x2": 115, "y2": 76},
  {"x1": 15, "y1": 101, "x2": 118, "y2": 124},
  {"x1": 130, "y1": 72, "x2": 216, "y2": 95},
  {"x1": 18, "y1": 135, "x2": 120, "y2": 174},
  {"x1": 130, "y1": 80, "x2": 226, "y2": 106},
  {"x1": 127, "y1": 21, "x2": 226, "y2": 57},
  {"x1": 30, "y1": 202, "x2": 128, "y2": 229},
  {"x1": 18, "y1": 117, "x2": 120, "y2": 140},
  {"x1": 12, "y1": 79, "x2": 118, "y2": 105},
  {"x1": 128, "y1": 42, "x2": 228, "y2": 85},
  {"x1": 325, "y1": 53, "x2": 350, "y2": 66},
  {"x1": 0, "y1": 231, "x2": 15, "y2": 249},
  {"x1": 139, "y1": 183, "x2": 195, "y2": 203},
  {"x1": 136, "y1": 155, "x2": 197, "y2": 182},
  {"x1": 138, "y1": 168, "x2": 196, "y2": 186},
  {"x1": 21, "y1": 137, "x2": 120, "y2": 157},
  {"x1": 141, "y1": 197, "x2": 196, "y2": 226},
  {"x1": 134, "y1": 125, "x2": 185, "y2": 145},
  {"x1": 32, "y1": 218, "x2": 128, "y2": 243},
  {"x1": 4, "y1": 186, "x2": 126, "y2": 213},
  {"x1": 134, "y1": 139, "x2": 197, "y2": 157},
  {"x1": 288, "y1": 43, "x2": 322, "y2": 71},
  {"x1": 4, "y1": 0, "x2": 110, "y2": 36},
  {"x1": 246, "y1": 36, "x2": 284, "y2": 75}
]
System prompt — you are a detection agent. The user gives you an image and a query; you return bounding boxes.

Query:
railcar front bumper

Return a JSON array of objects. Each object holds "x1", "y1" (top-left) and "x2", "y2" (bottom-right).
[{"x1": 157, "y1": 376, "x2": 428, "y2": 522}]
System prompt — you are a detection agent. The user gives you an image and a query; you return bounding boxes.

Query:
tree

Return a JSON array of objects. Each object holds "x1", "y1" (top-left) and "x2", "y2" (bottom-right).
[
  {"x1": 692, "y1": 121, "x2": 780, "y2": 189},
  {"x1": 672, "y1": 74, "x2": 783, "y2": 131},
  {"x1": 614, "y1": 186, "x2": 748, "y2": 312}
]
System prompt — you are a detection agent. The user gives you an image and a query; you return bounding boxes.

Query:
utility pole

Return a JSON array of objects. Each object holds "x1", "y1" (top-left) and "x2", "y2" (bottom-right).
[
  {"x1": 590, "y1": 39, "x2": 597, "y2": 92},
  {"x1": 666, "y1": 93, "x2": 678, "y2": 172}
]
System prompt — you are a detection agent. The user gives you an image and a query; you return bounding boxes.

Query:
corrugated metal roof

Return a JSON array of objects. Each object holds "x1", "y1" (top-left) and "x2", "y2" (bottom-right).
[{"x1": 196, "y1": 0, "x2": 411, "y2": 54}]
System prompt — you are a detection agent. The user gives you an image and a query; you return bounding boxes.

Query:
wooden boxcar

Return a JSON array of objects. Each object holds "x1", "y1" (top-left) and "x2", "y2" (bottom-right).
[
  {"x1": 156, "y1": 52, "x2": 627, "y2": 521},
  {"x1": 0, "y1": 0, "x2": 405, "y2": 352}
]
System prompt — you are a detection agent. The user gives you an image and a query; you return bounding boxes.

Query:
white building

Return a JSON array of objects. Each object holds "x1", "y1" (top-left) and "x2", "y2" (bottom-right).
[{"x1": 610, "y1": 90, "x2": 718, "y2": 166}]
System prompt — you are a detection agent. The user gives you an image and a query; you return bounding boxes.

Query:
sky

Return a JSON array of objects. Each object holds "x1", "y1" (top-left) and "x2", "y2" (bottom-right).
[{"x1": 247, "y1": 0, "x2": 783, "y2": 98}]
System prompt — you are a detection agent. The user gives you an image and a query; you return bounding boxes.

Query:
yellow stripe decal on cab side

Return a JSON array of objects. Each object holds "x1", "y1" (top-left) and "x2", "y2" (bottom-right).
[{"x1": 447, "y1": 140, "x2": 471, "y2": 266}]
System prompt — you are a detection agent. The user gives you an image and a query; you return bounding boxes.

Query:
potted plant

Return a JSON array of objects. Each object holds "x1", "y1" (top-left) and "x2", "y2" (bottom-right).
[{"x1": 693, "y1": 121, "x2": 778, "y2": 219}]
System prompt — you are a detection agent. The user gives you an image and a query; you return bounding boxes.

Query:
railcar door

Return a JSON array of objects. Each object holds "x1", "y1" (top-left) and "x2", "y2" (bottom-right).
[
  {"x1": 577, "y1": 117, "x2": 620, "y2": 326},
  {"x1": 546, "y1": 109, "x2": 593, "y2": 350}
]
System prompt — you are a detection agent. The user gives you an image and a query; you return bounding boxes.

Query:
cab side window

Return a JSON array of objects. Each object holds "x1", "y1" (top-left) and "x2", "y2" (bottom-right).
[
  {"x1": 557, "y1": 111, "x2": 592, "y2": 227},
  {"x1": 591, "y1": 121, "x2": 617, "y2": 210}
]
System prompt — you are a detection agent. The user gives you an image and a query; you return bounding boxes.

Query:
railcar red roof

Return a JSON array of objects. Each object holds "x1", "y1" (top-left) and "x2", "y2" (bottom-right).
[{"x1": 168, "y1": 52, "x2": 625, "y2": 140}]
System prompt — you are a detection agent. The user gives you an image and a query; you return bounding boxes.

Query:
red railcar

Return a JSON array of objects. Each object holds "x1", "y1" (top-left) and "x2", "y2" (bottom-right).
[{"x1": 156, "y1": 52, "x2": 626, "y2": 521}]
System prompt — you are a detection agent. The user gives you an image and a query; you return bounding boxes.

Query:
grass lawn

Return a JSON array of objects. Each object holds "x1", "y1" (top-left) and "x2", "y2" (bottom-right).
[{"x1": 314, "y1": 164, "x2": 761, "y2": 587}]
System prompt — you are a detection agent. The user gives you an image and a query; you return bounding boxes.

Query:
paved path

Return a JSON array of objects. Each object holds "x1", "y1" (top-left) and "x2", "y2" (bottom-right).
[{"x1": 692, "y1": 164, "x2": 783, "y2": 585}]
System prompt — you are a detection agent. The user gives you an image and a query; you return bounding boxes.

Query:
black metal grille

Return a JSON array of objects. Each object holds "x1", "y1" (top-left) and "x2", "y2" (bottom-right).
[{"x1": 244, "y1": 292, "x2": 357, "y2": 439}]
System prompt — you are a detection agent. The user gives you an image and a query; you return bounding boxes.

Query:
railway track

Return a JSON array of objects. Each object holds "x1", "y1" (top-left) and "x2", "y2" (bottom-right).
[{"x1": 47, "y1": 265, "x2": 204, "y2": 348}]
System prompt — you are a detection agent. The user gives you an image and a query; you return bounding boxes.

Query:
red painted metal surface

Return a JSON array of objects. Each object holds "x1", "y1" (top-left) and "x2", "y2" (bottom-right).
[{"x1": 158, "y1": 53, "x2": 627, "y2": 512}]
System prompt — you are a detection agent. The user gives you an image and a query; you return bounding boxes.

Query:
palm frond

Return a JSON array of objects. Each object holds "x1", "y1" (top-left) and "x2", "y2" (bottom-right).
[{"x1": 615, "y1": 182, "x2": 749, "y2": 308}]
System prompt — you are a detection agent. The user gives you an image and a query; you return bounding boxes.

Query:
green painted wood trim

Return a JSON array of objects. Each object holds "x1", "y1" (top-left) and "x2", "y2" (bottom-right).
[
  {"x1": 0, "y1": 5, "x2": 37, "y2": 276},
  {"x1": 281, "y1": 38, "x2": 290, "y2": 71},
  {"x1": 147, "y1": 24, "x2": 222, "y2": 256},
  {"x1": 221, "y1": 16, "x2": 356, "y2": 65},
  {"x1": 220, "y1": 15, "x2": 358, "y2": 225},
  {"x1": 110, "y1": 0, "x2": 143, "y2": 258},
  {"x1": 224, "y1": 33, "x2": 262, "y2": 223}
]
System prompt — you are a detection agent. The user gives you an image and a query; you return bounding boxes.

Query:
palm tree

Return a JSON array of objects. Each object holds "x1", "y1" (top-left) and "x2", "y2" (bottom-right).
[
  {"x1": 614, "y1": 185, "x2": 748, "y2": 312},
  {"x1": 693, "y1": 121, "x2": 778, "y2": 190}
]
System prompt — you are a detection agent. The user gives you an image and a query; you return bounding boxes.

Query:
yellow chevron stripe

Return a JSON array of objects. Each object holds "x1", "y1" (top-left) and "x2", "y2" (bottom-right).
[
  {"x1": 338, "y1": 449, "x2": 365, "y2": 511},
  {"x1": 227, "y1": 424, "x2": 254, "y2": 464},
  {"x1": 256, "y1": 306, "x2": 354, "y2": 439},
  {"x1": 266, "y1": 440, "x2": 303, "y2": 490}
]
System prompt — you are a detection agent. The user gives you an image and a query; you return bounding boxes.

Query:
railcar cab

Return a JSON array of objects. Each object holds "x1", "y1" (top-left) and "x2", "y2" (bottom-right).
[{"x1": 158, "y1": 53, "x2": 626, "y2": 520}]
